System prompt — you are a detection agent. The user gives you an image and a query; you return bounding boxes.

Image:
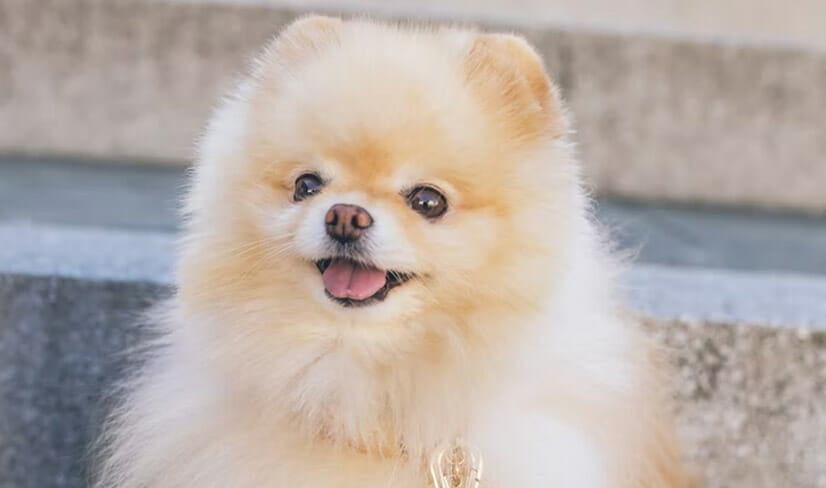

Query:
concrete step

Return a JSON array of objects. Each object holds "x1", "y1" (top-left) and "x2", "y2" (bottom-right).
[
  {"x1": 1, "y1": 159, "x2": 826, "y2": 487},
  {"x1": 2, "y1": 0, "x2": 825, "y2": 212}
]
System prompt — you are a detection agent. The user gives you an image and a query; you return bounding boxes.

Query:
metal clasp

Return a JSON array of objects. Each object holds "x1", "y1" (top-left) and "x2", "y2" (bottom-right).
[{"x1": 429, "y1": 440, "x2": 483, "y2": 488}]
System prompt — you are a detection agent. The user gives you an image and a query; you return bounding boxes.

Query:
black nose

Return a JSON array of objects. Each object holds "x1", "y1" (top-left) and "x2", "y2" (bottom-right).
[{"x1": 325, "y1": 204, "x2": 373, "y2": 243}]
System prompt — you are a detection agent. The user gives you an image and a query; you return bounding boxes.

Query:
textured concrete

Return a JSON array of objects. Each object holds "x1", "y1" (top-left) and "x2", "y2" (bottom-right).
[
  {"x1": 1, "y1": 0, "x2": 826, "y2": 211},
  {"x1": 0, "y1": 0, "x2": 290, "y2": 163},
  {"x1": 649, "y1": 319, "x2": 826, "y2": 488},
  {"x1": 0, "y1": 274, "x2": 167, "y2": 488},
  {"x1": 0, "y1": 272, "x2": 825, "y2": 488}
]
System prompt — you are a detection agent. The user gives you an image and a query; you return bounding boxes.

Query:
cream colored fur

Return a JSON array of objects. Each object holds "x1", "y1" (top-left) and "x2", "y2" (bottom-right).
[{"x1": 94, "y1": 17, "x2": 695, "y2": 488}]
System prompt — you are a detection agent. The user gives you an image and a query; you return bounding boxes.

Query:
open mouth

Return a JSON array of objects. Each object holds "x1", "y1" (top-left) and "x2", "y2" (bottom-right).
[{"x1": 315, "y1": 258, "x2": 414, "y2": 307}]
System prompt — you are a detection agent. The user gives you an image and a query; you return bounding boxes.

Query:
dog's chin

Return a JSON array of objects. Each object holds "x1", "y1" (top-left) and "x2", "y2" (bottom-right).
[{"x1": 313, "y1": 258, "x2": 416, "y2": 308}]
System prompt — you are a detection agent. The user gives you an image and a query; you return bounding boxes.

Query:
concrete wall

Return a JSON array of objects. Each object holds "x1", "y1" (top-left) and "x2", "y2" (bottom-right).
[
  {"x1": 1, "y1": 0, "x2": 826, "y2": 212},
  {"x1": 282, "y1": 0, "x2": 826, "y2": 50}
]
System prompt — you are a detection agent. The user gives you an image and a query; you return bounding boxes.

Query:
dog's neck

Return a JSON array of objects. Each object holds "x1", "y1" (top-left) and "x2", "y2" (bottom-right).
[
  {"x1": 221, "y1": 301, "x2": 542, "y2": 466},
  {"x1": 307, "y1": 351, "x2": 477, "y2": 457},
  {"x1": 268, "y1": 325, "x2": 505, "y2": 462}
]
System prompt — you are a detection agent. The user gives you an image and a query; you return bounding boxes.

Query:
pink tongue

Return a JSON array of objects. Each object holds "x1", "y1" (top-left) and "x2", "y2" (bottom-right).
[{"x1": 322, "y1": 259, "x2": 387, "y2": 300}]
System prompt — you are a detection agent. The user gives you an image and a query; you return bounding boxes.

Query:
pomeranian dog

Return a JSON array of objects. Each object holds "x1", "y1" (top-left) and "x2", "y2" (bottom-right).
[{"x1": 95, "y1": 16, "x2": 695, "y2": 488}]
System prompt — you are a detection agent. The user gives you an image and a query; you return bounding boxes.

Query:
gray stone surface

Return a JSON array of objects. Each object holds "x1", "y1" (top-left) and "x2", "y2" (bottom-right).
[
  {"x1": 0, "y1": 274, "x2": 168, "y2": 488},
  {"x1": 2, "y1": 0, "x2": 826, "y2": 211},
  {"x1": 648, "y1": 319, "x2": 826, "y2": 488}
]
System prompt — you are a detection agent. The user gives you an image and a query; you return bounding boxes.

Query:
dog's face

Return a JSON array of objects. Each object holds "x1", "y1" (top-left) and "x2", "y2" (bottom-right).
[{"x1": 181, "y1": 18, "x2": 574, "y2": 361}]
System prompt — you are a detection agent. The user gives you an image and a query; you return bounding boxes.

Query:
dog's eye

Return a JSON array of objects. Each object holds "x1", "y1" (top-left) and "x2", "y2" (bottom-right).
[
  {"x1": 407, "y1": 186, "x2": 447, "y2": 219},
  {"x1": 294, "y1": 174, "x2": 323, "y2": 201}
]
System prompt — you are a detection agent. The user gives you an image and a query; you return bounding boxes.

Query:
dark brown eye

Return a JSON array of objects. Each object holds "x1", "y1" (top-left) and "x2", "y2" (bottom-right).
[
  {"x1": 407, "y1": 186, "x2": 447, "y2": 219},
  {"x1": 294, "y1": 173, "x2": 323, "y2": 201}
]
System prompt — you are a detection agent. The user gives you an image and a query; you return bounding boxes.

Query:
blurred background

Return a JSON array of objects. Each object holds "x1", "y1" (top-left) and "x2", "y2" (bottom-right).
[{"x1": 1, "y1": 1, "x2": 825, "y2": 487}]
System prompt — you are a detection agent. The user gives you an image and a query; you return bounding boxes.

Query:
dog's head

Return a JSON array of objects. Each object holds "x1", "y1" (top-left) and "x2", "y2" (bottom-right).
[{"x1": 180, "y1": 17, "x2": 576, "y2": 363}]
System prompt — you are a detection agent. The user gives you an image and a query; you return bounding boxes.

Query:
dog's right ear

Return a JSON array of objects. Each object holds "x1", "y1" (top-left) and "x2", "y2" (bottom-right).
[
  {"x1": 256, "y1": 15, "x2": 342, "y2": 75},
  {"x1": 463, "y1": 33, "x2": 567, "y2": 140}
]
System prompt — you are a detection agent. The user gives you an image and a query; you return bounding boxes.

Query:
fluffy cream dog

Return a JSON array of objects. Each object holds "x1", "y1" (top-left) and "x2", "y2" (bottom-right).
[{"x1": 95, "y1": 16, "x2": 695, "y2": 488}]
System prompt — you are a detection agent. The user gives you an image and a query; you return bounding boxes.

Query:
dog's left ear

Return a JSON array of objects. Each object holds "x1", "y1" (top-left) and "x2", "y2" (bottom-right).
[
  {"x1": 464, "y1": 34, "x2": 567, "y2": 140},
  {"x1": 255, "y1": 15, "x2": 343, "y2": 81},
  {"x1": 274, "y1": 15, "x2": 343, "y2": 64}
]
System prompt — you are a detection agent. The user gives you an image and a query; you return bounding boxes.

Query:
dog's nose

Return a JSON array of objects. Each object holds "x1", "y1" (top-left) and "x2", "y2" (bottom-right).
[{"x1": 325, "y1": 204, "x2": 373, "y2": 243}]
